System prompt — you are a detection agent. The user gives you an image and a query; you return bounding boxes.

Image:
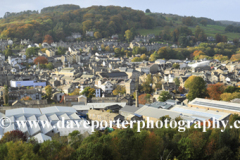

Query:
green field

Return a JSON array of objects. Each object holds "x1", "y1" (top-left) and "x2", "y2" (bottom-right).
[{"x1": 137, "y1": 24, "x2": 240, "y2": 40}]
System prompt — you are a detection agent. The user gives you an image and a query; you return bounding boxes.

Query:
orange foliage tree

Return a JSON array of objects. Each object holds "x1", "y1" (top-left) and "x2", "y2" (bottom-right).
[
  {"x1": 21, "y1": 96, "x2": 32, "y2": 101},
  {"x1": 34, "y1": 56, "x2": 48, "y2": 65},
  {"x1": 230, "y1": 53, "x2": 240, "y2": 62},
  {"x1": 43, "y1": 34, "x2": 53, "y2": 44},
  {"x1": 207, "y1": 83, "x2": 225, "y2": 100},
  {"x1": 138, "y1": 93, "x2": 152, "y2": 105}
]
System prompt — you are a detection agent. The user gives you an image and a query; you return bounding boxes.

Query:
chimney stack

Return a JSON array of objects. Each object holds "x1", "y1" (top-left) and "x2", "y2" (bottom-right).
[{"x1": 136, "y1": 90, "x2": 139, "y2": 107}]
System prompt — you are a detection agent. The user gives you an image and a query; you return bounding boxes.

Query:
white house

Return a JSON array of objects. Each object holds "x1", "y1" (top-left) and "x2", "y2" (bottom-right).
[
  {"x1": 98, "y1": 81, "x2": 113, "y2": 94},
  {"x1": 164, "y1": 74, "x2": 175, "y2": 83}
]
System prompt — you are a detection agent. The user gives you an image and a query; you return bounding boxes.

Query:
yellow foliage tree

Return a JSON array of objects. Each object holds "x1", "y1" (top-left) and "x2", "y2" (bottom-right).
[{"x1": 220, "y1": 92, "x2": 240, "y2": 101}]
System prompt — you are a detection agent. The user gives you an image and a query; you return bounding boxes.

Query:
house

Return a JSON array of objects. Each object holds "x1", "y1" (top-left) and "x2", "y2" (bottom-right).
[
  {"x1": 8, "y1": 88, "x2": 42, "y2": 104},
  {"x1": 98, "y1": 72, "x2": 128, "y2": 80},
  {"x1": 86, "y1": 31, "x2": 94, "y2": 37},
  {"x1": 46, "y1": 49, "x2": 56, "y2": 57}
]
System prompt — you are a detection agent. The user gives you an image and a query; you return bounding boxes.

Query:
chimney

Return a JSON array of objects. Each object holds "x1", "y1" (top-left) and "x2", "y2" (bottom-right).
[{"x1": 136, "y1": 90, "x2": 139, "y2": 107}]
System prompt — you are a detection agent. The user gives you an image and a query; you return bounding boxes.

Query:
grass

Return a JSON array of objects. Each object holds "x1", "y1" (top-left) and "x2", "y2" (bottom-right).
[{"x1": 137, "y1": 24, "x2": 240, "y2": 40}]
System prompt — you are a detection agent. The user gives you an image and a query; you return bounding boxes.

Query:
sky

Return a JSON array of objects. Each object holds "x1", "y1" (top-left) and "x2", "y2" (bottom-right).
[{"x1": 1, "y1": 0, "x2": 239, "y2": 22}]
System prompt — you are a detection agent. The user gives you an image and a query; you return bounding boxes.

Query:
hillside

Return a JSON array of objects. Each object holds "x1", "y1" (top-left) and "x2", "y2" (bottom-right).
[
  {"x1": 0, "y1": 5, "x2": 239, "y2": 42},
  {"x1": 0, "y1": 5, "x2": 157, "y2": 42},
  {"x1": 41, "y1": 4, "x2": 80, "y2": 13}
]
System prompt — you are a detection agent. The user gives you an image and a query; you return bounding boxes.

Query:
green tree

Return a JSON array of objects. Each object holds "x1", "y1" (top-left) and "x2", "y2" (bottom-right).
[
  {"x1": 26, "y1": 47, "x2": 39, "y2": 58},
  {"x1": 81, "y1": 87, "x2": 95, "y2": 98},
  {"x1": 145, "y1": 9, "x2": 151, "y2": 13},
  {"x1": 124, "y1": 30, "x2": 133, "y2": 42},
  {"x1": 46, "y1": 62, "x2": 54, "y2": 70},
  {"x1": 4, "y1": 46, "x2": 12, "y2": 58},
  {"x1": 172, "y1": 63, "x2": 180, "y2": 69},
  {"x1": 174, "y1": 77, "x2": 180, "y2": 86},
  {"x1": 184, "y1": 76, "x2": 207, "y2": 101},
  {"x1": 158, "y1": 91, "x2": 172, "y2": 102}
]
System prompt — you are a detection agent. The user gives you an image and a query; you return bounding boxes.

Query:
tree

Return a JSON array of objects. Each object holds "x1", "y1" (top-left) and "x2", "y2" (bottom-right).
[
  {"x1": 21, "y1": 96, "x2": 32, "y2": 101},
  {"x1": 184, "y1": 76, "x2": 207, "y2": 101},
  {"x1": 200, "y1": 20, "x2": 207, "y2": 26},
  {"x1": 207, "y1": 83, "x2": 225, "y2": 100},
  {"x1": 3, "y1": 85, "x2": 9, "y2": 105},
  {"x1": 0, "y1": 130, "x2": 27, "y2": 143},
  {"x1": 213, "y1": 54, "x2": 229, "y2": 61},
  {"x1": 34, "y1": 56, "x2": 48, "y2": 65},
  {"x1": 174, "y1": 77, "x2": 180, "y2": 86},
  {"x1": 145, "y1": 9, "x2": 151, "y2": 13},
  {"x1": 124, "y1": 30, "x2": 133, "y2": 42},
  {"x1": 69, "y1": 88, "x2": 80, "y2": 96},
  {"x1": 113, "y1": 85, "x2": 126, "y2": 95},
  {"x1": 68, "y1": 130, "x2": 82, "y2": 149},
  {"x1": 179, "y1": 86, "x2": 184, "y2": 94},
  {"x1": 5, "y1": 141, "x2": 38, "y2": 160},
  {"x1": 94, "y1": 31, "x2": 102, "y2": 39},
  {"x1": 141, "y1": 74, "x2": 153, "y2": 94},
  {"x1": 43, "y1": 34, "x2": 53, "y2": 44},
  {"x1": 46, "y1": 62, "x2": 54, "y2": 70},
  {"x1": 172, "y1": 63, "x2": 180, "y2": 69},
  {"x1": 140, "y1": 54, "x2": 147, "y2": 60},
  {"x1": 81, "y1": 87, "x2": 95, "y2": 98},
  {"x1": 26, "y1": 47, "x2": 39, "y2": 58},
  {"x1": 139, "y1": 93, "x2": 152, "y2": 104},
  {"x1": 220, "y1": 92, "x2": 240, "y2": 101},
  {"x1": 131, "y1": 57, "x2": 142, "y2": 62},
  {"x1": 4, "y1": 47, "x2": 12, "y2": 58},
  {"x1": 105, "y1": 46, "x2": 110, "y2": 52},
  {"x1": 45, "y1": 85, "x2": 52, "y2": 100},
  {"x1": 158, "y1": 91, "x2": 172, "y2": 102},
  {"x1": 224, "y1": 86, "x2": 240, "y2": 93}
]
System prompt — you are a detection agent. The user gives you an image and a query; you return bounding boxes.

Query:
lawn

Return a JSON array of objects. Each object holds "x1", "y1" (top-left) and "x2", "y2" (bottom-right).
[{"x1": 137, "y1": 24, "x2": 240, "y2": 40}]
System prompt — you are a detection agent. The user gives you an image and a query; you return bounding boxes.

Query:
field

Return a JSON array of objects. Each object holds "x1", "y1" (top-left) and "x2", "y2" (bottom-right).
[{"x1": 137, "y1": 24, "x2": 240, "y2": 40}]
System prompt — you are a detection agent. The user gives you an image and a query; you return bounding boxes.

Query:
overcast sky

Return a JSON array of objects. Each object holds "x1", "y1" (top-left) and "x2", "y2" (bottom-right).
[{"x1": 1, "y1": 0, "x2": 239, "y2": 22}]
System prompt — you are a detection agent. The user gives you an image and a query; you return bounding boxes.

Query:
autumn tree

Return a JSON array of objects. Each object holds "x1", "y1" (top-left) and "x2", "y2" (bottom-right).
[
  {"x1": 34, "y1": 56, "x2": 48, "y2": 65},
  {"x1": 213, "y1": 54, "x2": 229, "y2": 61},
  {"x1": 113, "y1": 85, "x2": 126, "y2": 95},
  {"x1": 21, "y1": 96, "x2": 32, "y2": 101},
  {"x1": 43, "y1": 34, "x2": 53, "y2": 44},
  {"x1": 124, "y1": 30, "x2": 133, "y2": 42},
  {"x1": 184, "y1": 76, "x2": 207, "y2": 101},
  {"x1": 131, "y1": 57, "x2": 142, "y2": 62},
  {"x1": 220, "y1": 92, "x2": 240, "y2": 101},
  {"x1": 178, "y1": 86, "x2": 184, "y2": 94},
  {"x1": 158, "y1": 91, "x2": 172, "y2": 102},
  {"x1": 3, "y1": 85, "x2": 9, "y2": 105},
  {"x1": 69, "y1": 88, "x2": 80, "y2": 96},
  {"x1": 140, "y1": 54, "x2": 147, "y2": 60},
  {"x1": 45, "y1": 85, "x2": 52, "y2": 100},
  {"x1": 105, "y1": 46, "x2": 110, "y2": 52},
  {"x1": 94, "y1": 31, "x2": 102, "y2": 39},
  {"x1": 0, "y1": 130, "x2": 27, "y2": 143},
  {"x1": 207, "y1": 83, "x2": 225, "y2": 100},
  {"x1": 138, "y1": 93, "x2": 152, "y2": 104}
]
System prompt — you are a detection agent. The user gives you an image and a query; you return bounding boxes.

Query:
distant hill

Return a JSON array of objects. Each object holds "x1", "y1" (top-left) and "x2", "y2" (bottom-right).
[
  {"x1": 41, "y1": 4, "x2": 80, "y2": 14},
  {"x1": 218, "y1": 20, "x2": 240, "y2": 26}
]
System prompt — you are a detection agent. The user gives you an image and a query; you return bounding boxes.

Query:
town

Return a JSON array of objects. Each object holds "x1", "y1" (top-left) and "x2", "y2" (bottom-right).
[{"x1": 0, "y1": 4, "x2": 240, "y2": 160}]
